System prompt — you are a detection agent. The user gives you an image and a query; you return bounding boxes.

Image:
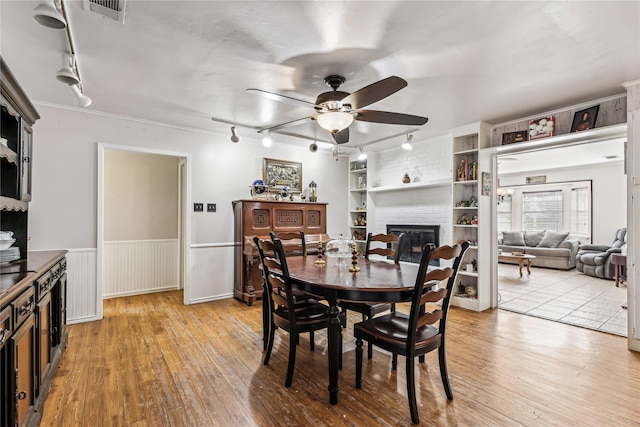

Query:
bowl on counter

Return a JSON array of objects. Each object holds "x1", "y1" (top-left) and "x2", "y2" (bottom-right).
[{"x1": 0, "y1": 238, "x2": 16, "y2": 250}]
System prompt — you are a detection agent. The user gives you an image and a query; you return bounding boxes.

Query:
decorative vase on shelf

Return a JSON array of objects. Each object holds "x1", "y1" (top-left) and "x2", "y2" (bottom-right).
[{"x1": 402, "y1": 173, "x2": 411, "y2": 184}]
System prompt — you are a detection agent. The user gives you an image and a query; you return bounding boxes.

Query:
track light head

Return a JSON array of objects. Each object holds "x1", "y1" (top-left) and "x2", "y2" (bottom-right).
[
  {"x1": 56, "y1": 54, "x2": 80, "y2": 85},
  {"x1": 33, "y1": 0, "x2": 67, "y2": 29},
  {"x1": 70, "y1": 84, "x2": 92, "y2": 108},
  {"x1": 358, "y1": 146, "x2": 367, "y2": 160},
  {"x1": 230, "y1": 126, "x2": 240, "y2": 143},
  {"x1": 402, "y1": 133, "x2": 414, "y2": 150},
  {"x1": 262, "y1": 132, "x2": 273, "y2": 148}
]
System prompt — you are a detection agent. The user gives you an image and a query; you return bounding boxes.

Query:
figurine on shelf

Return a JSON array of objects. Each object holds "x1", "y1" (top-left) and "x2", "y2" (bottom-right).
[
  {"x1": 357, "y1": 215, "x2": 366, "y2": 226},
  {"x1": 471, "y1": 214, "x2": 478, "y2": 225},
  {"x1": 402, "y1": 172, "x2": 411, "y2": 184},
  {"x1": 457, "y1": 214, "x2": 471, "y2": 225},
  {"x1": 469, "y1": 195, "x2": 478, "y2": 207}
]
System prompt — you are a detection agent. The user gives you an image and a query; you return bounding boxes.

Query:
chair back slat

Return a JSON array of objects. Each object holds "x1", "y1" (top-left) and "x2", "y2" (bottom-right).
[
  {"x1": 406, "y1": 241, "x2": 470, "y2": 355},
  {"x1": 365, "y1": 232, "x2": 405, "y2": 264},
  {"x1": 416, "y1": 309, "x2": 443, "y2": 329},
  {"x1": 268, "y1": 275, "x2": 289, "y2": 308},
  {"x1": 419, "y1": 287, "x2": 448, "y2": 305}
]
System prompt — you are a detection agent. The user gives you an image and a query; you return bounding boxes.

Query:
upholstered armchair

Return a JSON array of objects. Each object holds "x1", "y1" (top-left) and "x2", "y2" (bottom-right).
[{"x1": 576, "y1": 228, "x2": 626, "y2": 279}]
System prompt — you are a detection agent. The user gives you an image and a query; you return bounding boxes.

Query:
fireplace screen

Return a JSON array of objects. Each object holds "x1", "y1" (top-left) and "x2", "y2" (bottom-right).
[{"x1": 386, "y1": 225, "x2": 440, "y2": 265}]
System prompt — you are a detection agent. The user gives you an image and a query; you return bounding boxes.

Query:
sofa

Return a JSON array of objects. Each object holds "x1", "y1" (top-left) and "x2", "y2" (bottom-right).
[
  {"x1": 576, "y1": 228, "x2": 626, "y2": 279},
  {"x1": 498, "y1": 230, "x2": 580, "y2": 270}
]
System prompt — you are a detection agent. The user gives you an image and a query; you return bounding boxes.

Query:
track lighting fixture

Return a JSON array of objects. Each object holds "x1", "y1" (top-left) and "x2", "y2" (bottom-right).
[
  {"x1": 56, "y1": 53, "x2": 80, "y2": 85},
  {"x1": 309, "y1": 142, "x2": 318, "y2": 152},
  {"x1": 402, "y1": 133, "x2": 414, "y2": 150},
  {"x1": 358, "y1": 146, "x2": 367, "y2": 160},
  {"x1": 70, "y1": 84, "x2": 92, "y2": 108},
  {"x1": 32, "y1": 0, "x2": 67, "y2": 29},
  {"x1": 230, "y1": 126, "x2": 240, "y2": 143},
  {"x1": 262, "y1": 132, "x2": 273, "y2": 148}
]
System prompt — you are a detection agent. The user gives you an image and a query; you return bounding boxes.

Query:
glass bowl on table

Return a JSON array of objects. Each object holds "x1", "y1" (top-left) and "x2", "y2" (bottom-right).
[{"x1": 324, "y1": 235, "x2": 354, "y2": 269}]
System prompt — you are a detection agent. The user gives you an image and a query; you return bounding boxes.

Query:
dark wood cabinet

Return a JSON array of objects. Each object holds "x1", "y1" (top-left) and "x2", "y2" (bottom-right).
[
  {"x1": 12, "y1": 312, "x2": 36, "y2": 427},
  {"x1": 232, "y1": 200, "x2": 328, "y2": 305}
]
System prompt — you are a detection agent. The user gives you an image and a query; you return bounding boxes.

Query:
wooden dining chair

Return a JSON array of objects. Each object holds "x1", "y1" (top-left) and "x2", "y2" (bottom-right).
[
  {"x1": 354, "y1": 241, "x2": 469, "y2": 425},
  {"x1": 270, "y1": 231, "x2": 307, "y2": 256},
  {"x1": 254, "y1": 236, "x2": 340, "y2": 387},
  {"x1": 340, "y1": 232, "x2": 405, "y2": 358}
]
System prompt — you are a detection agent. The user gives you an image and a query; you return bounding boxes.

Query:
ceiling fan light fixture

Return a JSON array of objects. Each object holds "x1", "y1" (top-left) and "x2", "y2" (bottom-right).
[
  {"x1": 56, "y1": 53, "x2": 80, "y2": 85},
  {"x1": 316, "y1": 111, "x2": 354, "y2": 134},
  {"x1": 230, "y1": 125, "x2": 240, "y2": 143},
  {"x1": 70, "y1": 84, "x2": 92, "y2": 108},
  {"x1": 33, "y1": 0, "x2": 67, "y2": 29}
]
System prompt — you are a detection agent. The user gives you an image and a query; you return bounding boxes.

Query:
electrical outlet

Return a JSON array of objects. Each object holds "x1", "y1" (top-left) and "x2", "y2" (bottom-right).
[
  {"x1": 194, "y1": 203, "x2": 204, "y2": 212},
  {"x1": 207, "y1": 203, "x2": 217, "y2": 213}
]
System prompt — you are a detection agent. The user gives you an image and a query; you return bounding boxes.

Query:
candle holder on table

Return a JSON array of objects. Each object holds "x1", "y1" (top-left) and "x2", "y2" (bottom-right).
[{"x1": 315, "y1": 240, "x2": 325, "y2": 266}]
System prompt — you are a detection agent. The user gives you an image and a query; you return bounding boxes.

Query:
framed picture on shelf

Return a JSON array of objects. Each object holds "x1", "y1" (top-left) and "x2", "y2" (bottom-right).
[
  {"x1": 502, "y1": 130, "x2": 528, "y2": 145},
  {"x1": 262, "y1": 158, "x2": 302, "y2": 192},
  {"x1": 570, "y1": 105, "x2": 599, "y2": 132},
  {"x1": 528, "y1": 116, "x2": 556, "y2": 140}
]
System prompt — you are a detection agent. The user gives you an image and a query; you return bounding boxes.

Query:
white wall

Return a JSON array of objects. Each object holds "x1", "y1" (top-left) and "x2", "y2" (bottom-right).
[
  {"x1": 367, "y1": 134, "x2": 454, "y2": 245},
  {"x1": 498, "y1": 161, "x2": 626, "y2": 244},
  {"x1": 29, "y1": 105, "x2": 348, "y2": 321}
]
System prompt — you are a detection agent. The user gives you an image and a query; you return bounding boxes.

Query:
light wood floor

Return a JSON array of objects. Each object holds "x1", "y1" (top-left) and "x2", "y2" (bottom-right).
[{"x1": 41, "y1": 291, "x2": 640, "y2": 426}]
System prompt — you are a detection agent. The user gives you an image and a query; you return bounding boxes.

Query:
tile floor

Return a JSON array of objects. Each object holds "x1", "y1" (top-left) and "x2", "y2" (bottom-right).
[{"x1": 498, "y1": 263, "x2": 628, "y2": 336}]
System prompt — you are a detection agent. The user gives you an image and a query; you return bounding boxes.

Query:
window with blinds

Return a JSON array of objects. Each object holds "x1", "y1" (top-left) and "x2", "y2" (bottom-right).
[
  {"x1": 522, "y1": 190, "x2": 562, "y2": 231},
  {"x1": 571, "y1": 187, "x2": 591, "y2": 240},
  {"x1": 497, "y1": 198, "x2": 512, "y2": 232}
]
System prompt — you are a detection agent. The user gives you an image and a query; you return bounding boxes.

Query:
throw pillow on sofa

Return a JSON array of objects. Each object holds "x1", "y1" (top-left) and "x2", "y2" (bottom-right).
[
  {"x1": 538, "y1": 230, "x2": 569, "y2": 248},
  {"x1": 502, "y1": 231, "x2": 525, "y2": 246},
  {"x1": 524, "y1": 230, "x2": 545, "y2": 247}
]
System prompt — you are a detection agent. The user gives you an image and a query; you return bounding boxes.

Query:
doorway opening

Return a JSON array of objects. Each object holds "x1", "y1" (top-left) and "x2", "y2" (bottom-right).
[
  {"x1": 494, "y1": 138, "x2": 627, "y2": 336},
  {"x1": 97, "y1": 145, "x2": 190, "y2": 319}
]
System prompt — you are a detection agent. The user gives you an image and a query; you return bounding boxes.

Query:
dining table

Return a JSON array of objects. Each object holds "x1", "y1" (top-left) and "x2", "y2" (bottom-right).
[{"x1": 285, "y1": 255, "x2": 421, "y2": 405}]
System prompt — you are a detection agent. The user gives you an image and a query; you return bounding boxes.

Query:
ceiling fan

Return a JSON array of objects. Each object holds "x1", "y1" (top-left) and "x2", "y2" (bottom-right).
[{"x1": 247, "y1": 75, "x2": 429, "y2": 144}]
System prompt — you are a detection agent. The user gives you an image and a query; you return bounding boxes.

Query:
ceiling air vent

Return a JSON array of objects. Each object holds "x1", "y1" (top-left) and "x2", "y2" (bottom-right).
[{"x1": 88, "y1": 0, "x2": 124, "y2": 21}]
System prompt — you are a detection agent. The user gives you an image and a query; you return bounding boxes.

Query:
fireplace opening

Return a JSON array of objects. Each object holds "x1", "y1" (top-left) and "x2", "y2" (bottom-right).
[{"x1": 386, "y1": 224, "x2": 440, "y2": 265}]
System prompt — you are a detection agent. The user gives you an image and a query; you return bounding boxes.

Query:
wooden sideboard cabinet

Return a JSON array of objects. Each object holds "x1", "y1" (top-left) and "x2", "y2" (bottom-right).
[
  {"x1": 232, "y1": 200, "x2": 328, "y2": 305},
  {"x1": 1, "y1": 251, "x2": 68, "y2": 427}
]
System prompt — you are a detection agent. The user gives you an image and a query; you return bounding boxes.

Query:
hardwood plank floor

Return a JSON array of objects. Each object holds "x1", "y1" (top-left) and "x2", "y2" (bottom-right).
[{"x1": 41, "y1": 291, "x2": 640, "y2": 426}]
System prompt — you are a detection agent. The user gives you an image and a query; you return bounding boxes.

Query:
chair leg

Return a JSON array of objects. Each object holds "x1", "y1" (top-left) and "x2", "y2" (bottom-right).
[
  {"x1": 438, "y1": 345, "x2": 453, "y2": 400},
  {"x1": 263, "y1": 321, "x2": 276, "y2": 366},
  {"x1": 364, "y1": 314, "x2": 374, "y2": 359},
  {"x1": 338, "y1": 326, "x2": 343, "y2": 370},
  {"x1": 406, "y1": 357, "x2": 419, "y2": 425},
  {"x1": 355, "y1": 337, "x2": 363, "y2": 389},
  {"x1": 392, "y1": 352, "x2": 398, "y2": 370},
  {"x1": 285, "y1": 331, "x2": 297, "y2": 387},
  {"x1": 309, "y1": 330, "x2": 315, "y2": 351}
]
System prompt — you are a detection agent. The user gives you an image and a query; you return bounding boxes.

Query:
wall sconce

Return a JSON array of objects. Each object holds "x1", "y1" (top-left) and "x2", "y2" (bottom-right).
[
  {"x1": 262, "y1": 132, "x2": 273, "y2": 148},
  {"x1": 230, "y1": 125, "x2": 240, "y2": 143},
  {"x1": 358, "y1": 146, "x2": 367, "y2": 160},
  {"x1": 497, "y1": 188, "x2": 514, "y2": 204},
  {"x1": 402, "y1": 133, "x2": 414, "y2": 150},
  {"x1": 70, "y1": 84, "x2": 92, "y2": 107},
  {"x1": 32, "y1": 0, "x2": 67, "y2": 29},
  {"x1": 56, "y1": 53, "x2": 80, "y2": 85}
]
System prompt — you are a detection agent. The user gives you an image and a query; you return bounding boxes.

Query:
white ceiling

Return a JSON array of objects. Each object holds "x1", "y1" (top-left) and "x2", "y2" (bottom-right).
[{"x1": 1, "y1": 1, "x2": 639, "y2": 154}]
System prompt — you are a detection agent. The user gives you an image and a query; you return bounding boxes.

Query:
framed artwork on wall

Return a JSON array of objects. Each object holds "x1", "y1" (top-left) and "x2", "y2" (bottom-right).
[
  {"x1": 528, "y1": 116, "x2": 556, "y2": 140},
  {"x1": 502, "y1": 130, "x2": 528, "y2": 145},
  {"x1": 262, "y1": 158, "x2": 302, "y2": 192},
  {"x1": 570, "y1": 105, "x2": 599, "y2": 132}
]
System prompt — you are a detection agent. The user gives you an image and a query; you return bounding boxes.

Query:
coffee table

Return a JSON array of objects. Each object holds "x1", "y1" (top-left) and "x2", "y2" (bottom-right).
[{"x1": 498, "y1": 252, "x2": 536, "y2": 277}]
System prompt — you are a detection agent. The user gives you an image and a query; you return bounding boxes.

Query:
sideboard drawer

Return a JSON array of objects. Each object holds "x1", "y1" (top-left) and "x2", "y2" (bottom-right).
[
  {"x1": 36, "y1": 270, "x2": 53, "y2": 299},
  {"x1": 12, "y1": 286, "x2": 35, "y2": 329},
  {"x1": 0, "y1": 304, "x2": 12, "y2": 350}
]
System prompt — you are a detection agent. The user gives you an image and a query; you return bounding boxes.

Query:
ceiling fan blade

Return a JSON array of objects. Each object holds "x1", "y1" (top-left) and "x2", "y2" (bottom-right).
[
  {"x1": 257, "y1": 116, "x2": 315, "y2": 133},
  {"x1": 247, "y1": 88, "x2": 317, "y2": 108},
  {"x1": 340, "y1": 76, "x2": 407, "y2": 110},
  {"x1": 355, "y1": 110, "x2": 429, "y2": 126},
  {"x1": 331, "y1": 128, "x2": 350, "y2": 144}
]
